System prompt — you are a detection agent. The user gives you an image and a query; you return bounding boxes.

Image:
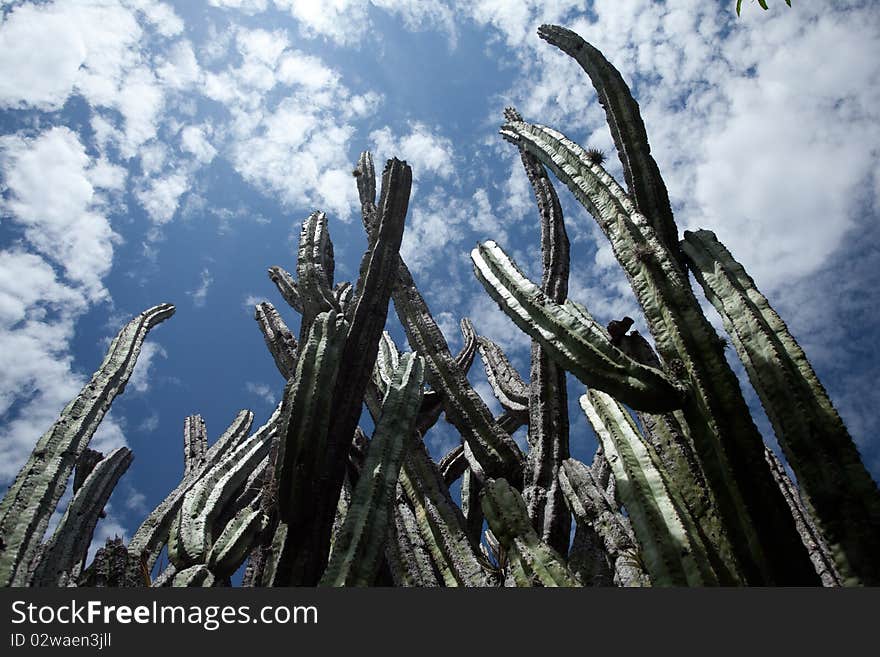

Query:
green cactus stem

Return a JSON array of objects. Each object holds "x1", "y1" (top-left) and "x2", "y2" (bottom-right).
[
  {"x1": 579, "y1": 390, "x2": 721, "y2": 585},
  {"x1": 254, "y1": 302, "x2": 299, "y2": 380},
  {"x1": 471, "y1": 241, "x2": 685, "y2": 413},
  {"x1": 480, "y1": 478, "x2": 580, "y2": 587},
  {"x1": 183, "y1": 415, "x2": 208, "y2": 479},
  {"x1": 295, "y1": 211, "x2": 338, "y2": 342},
  {"x1": 31, "y1": 447, "x2": 133, "y2": 586},
  {"x1": 0, "y1": 302, "x2": 174, "y2": 587},
  {"x1": 267, "y1": 265, "x2": 303, "y2": 314},
  {"x1": 559, "y1": 457, "x2": 648, "y2": 586},
  {"x1": 299, "y1": 157, "x2": 414, "y2": 586},
  {"x1": 207, "y1": 503, "x2": 268, "y2": 579},
  {"x1": 537, "y1": 24, "x2": 680, "y2": 260},
  {"x1": 167, "y1": 418, "x2": 272, "y2": 569},
  {"x1": 321, "y1": 353, "x2": 425, "y2": 586},
  {"x1": 682, "y1": 228, "x2": 880, "y2": 585},
  {"x1": 78, "y1": 537, "x2": 145, "y2": 587},
  {"x1": 398, "y1": 444, "x2": 493, "y2": 587},
  {"x1": 127, "y1": 409, "x2": 258, "y2": 573},
  {"x1": 72, "y1": 449, "x2": 104, "y2": 494},
  {"x1": 500, "y1": 81, "x2": 819, "y2": 584},
  {"x1": 172, "y1": 564, "x2": 215, "y2": 587},
  {"x1": 476, "y1": 336, "x2": 529, "y2": 413},
  {"x1": 384, "y1": 495, "x2": 440, "y2": 587},
  {"x1": 764, "y1": 447, "x2": 842, "y2": 587},
  {"x1": 517, "y1": 145, "x2": 573, "y2": 556}
]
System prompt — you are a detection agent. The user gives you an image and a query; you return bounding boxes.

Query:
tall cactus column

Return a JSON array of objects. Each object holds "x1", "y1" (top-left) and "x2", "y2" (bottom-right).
[
  {"x1": 491, "y1": 24, "x2": 820, "y2": 584},
  {"x1": 0, "y1": 303, "x2": 175, "y2": 587},
  {"x1": 515, "y1": 140, "x2": 573, "y2": 556}
]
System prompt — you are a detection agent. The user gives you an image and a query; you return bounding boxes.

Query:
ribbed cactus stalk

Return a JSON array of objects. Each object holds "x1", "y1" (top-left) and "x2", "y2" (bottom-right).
[
  {"x1": 516, "y1": 143, "x2": 573, "y2": 556},
  {"x1": 490, "y1": 25, "x2": 824, "y2": 584},
  {"x1": 471, "y1": 241, "x2": 685, "y2": 413},
  {"x1": 0, "y1": 303, "x2": 174, "y2": 587},
  {"x1": 476, "y1": 336, "x2": 529, "y2": 413},
  {"x1": 167, "y1": 420, "x2": 272, "y2": 571},
  {"x1": 254, "y1": 302, "x2": 299, "y2": 380},
  {"x1": 321, "y1": 352, "x2": 425, "y2": 586},
  {"x1": 579, "y1": 390, "x2": 721, "y2": 585},
  {"x1": 480, "y1": 478, "x2": 579, "y2": 587},
  {"x1": 31, "y1": 447, "x2": 133, "y2": 586},
  {"x1": 398, "y1": 444, "x2": 493, "y2": 587},
  {"x1": 384, "y1": 494, "x2": 440, "y2": 587},
  {"x1": 127, "y1": 409, "x2": 257, "y2": 573},
  {"x1": 682, "y1": 229, "x2": 880, "y2": 585}
]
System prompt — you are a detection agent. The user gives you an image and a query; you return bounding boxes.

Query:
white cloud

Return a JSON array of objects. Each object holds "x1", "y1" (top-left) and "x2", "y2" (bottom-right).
[
  {"x1": 137, "y1": 412, "x2": 160, "y2": 433},
  {"x1": 272, "y1": 0, "x2": 457, "y2": 47},
  {"x1": 245, "y1": 381, "x2": 277, "y2": 405},
  {"x1": 1, "y1": 127, "x2": 119, "y2": 302},
  {"x1": 135, "y1": 171, "x2": 190, "y2": 225},
  {"x1": 180, "y1": 125, "x2": 217, "y2": 163},
  {"x1": 188, "y1": 269, "x2": 214, "y2": 308},
  {"x1": 370, "y1": 123, "x2": 455, "y2": 180},
  {"x1": 209, "y1": 0, "x2": 270, "y2": 15},
  {"x1": 207, "y1": 32, "x2": 376, "y2": 221}
]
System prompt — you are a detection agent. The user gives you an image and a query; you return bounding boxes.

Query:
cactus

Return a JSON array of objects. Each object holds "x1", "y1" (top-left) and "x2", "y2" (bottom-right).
[
  {"x1": 31, "y1": 447, "x2": 133, "y2": 586},
  {"x1": 485, "y1": 25, "x2": 835, "y2": 585},
  {"x1": 682, "y1": 229, "x2": 880, "y2": 585},
  {"x1": 480, "y1": 478, "x2": 579, "y2": 587},
  {"x1": 3, "y1": 23, "x2": 877, "y2": 589},
  {"x1": 0, "y1": 303, "x2": 174, "y2": 587},
  {"x1": 321, "y1": 353, "x2": 425, "y2": 586}
]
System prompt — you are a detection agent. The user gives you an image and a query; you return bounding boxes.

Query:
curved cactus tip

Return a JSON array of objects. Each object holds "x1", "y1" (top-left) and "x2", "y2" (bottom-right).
[{"x1": 503, "y1": 106, "x2": 523, "y2": 122}]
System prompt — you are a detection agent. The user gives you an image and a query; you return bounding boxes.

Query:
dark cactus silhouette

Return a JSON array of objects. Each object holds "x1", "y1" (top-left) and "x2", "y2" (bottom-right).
[{"x1": 1, "y1": 25, "x2": 876, "y2": 587}]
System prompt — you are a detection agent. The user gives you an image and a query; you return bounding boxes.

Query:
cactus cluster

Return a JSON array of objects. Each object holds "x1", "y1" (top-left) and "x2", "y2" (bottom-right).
[{"x1": 1, "y1": 24, "x2": 877, "y2": 587}]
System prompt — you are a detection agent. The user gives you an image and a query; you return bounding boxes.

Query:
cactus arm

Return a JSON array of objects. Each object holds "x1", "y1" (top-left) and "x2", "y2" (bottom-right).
[
  {"x1": 77, "y1": 538, "x2": 144, "y2": 587},
  {"x1": 471, "y1": 241, "x2": 685, "y2": 412},
  {"x1": 267, "y1": 266, "x2": 304, "y2": 314},
  {"x1": 354, "y1": 151, "x2": 378, "y2": 234},
  {"x1": 321, "y1": 353, "x2": 425, "y2": 586},
  {"x1": 398, "y1": 441, "x2": 492, "y2": 587},
  {"x1": 500, "y1": 115, "x2": 819, "y2": 585},
  {"x1": 682, "y1": 229, "x2": 880, "y2": 585},
  {"x1": 384, "y1": 495, "x2": 440, "y2": 587},
  {"x1": 72, "y1": 449, "x2": 104, "y2": 494},
  {"x1": 127, "y1": 409, "x2": 257, "y2": 572},
  {"x1": 393, "y1": 261, "x2": 525, "y2": 481},
  {"x1": 183, "y1": 415, "x2": 208, "y2": 479},
  {"x1": 513, "y1": 144, "x2": 574, "y2": 555},
  {"x1": 171, "y1": 564, "x2": 215, "y2": 587},
  {"x1": 31, "y1": 447, "x2": 133, "y2": 586},
  {"x1": 480, "y1": 478, "x2": 580, "y2": 587},
  {"x1": 289, "y1": 158, "x2": 412, "y2": 586},
  {"x1": 295, "y1": 211, "x2": 338, "y2": 342},
  {"x1": 461, "y1": 468, "x2": 484, "y2": 545},
  {"x1": 558, "y1": 458, "x2": 648, "y2": 586},
  {"x1": 206, "y1": 503, "x2": 268, "y2": 579},
  {"x1": 580, "y1": 390, "x2": 720, "y2": 585},
  {"x1": 476, "y1": 336, "x2": 529, "y2": 413},
  {"x1": 536, "y1": 25, "x2": 680, "y2": 258},
  {"x1": 0, "y1": 302, "x2": 174, "y2": 587},
  {"x1": 168, "y1": 424, "x2": 272, "y2": 569},
  {"x1": 254, "y1": 302, "x2": 299, "y2": 380},
  {"x1": 764, "y1": 447, "x2": 842, "y2": 587}
]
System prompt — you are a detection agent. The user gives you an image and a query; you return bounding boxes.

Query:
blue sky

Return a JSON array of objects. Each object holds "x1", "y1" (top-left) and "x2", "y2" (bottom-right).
[{"x1": 1, "y1": 0, "x2": 878, "y2": 555}]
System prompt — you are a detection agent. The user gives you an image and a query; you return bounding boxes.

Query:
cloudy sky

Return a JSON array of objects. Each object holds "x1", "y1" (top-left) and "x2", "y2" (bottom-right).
[{"x1": 1, "y1": 0, "x2": 878, "y2": 555}]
